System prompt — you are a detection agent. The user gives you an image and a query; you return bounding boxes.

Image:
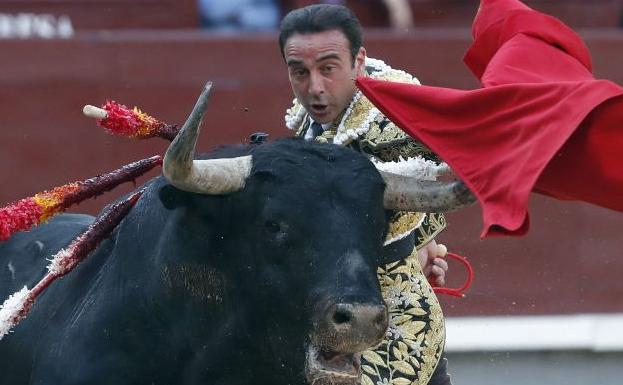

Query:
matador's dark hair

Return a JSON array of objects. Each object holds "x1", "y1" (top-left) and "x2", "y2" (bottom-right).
[{"x1": 278, "y1": 4, "x2": 363, "y2": 64}]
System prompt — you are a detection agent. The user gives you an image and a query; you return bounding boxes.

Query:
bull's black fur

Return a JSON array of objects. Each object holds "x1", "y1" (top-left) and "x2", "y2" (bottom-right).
[{"x1": 0, "y1": 138, "x2": 389, "y2": 385}]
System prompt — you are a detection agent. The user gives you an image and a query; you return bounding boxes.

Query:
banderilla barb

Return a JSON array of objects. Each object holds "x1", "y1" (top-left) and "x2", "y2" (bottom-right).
[
  {"x1": 0, "y1": 189, "x2": 144, "y2": 340},
  {"x1": 0, "y1": 156, "x2": 162, "y2": 241}
]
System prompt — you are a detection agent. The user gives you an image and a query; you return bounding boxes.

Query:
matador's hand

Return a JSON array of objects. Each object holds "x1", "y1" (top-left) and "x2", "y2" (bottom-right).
[{"x1": 417, "y1": 239, "x2": 448, "y2": 287}]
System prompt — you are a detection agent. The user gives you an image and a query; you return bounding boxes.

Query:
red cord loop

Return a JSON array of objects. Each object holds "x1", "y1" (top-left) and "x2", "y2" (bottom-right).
[{"x1": 432, "y1": 252, "x2": 474, "y2": 298}]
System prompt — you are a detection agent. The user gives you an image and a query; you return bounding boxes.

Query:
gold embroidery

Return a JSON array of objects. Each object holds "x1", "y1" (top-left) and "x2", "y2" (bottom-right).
[
  {"x1": 415, "y1": 213, "x2": 446, "y2": 249},
  {"x1": 336, "y1": 93, "x2": 381, "y2": 145},
  {"x1": 361, "y1": 249, "x2": 445, "y2": 385},
  {"x1": 366, "y1": 120, "x2": 409, "y2": 145},
  {"x1": 361, "y1": 121, "x2": 439, "y2": 164},
  {"x1": 385, "y1": 211, "x2": 424, "y2": 244}
]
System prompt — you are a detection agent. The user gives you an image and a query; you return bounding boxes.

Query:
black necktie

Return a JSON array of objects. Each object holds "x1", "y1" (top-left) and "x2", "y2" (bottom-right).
[{"x1": 310, "y1": 122, "x2": 324, "y2": 138}]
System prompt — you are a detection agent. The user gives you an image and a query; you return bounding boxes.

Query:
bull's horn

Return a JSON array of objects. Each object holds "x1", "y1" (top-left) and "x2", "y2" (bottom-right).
[
  {"x1": 381, "y1": 171, "x2": 476, "y2": 212},
  {"x1": 162, "y1": 82, "x2": 252, "y2": 194}
]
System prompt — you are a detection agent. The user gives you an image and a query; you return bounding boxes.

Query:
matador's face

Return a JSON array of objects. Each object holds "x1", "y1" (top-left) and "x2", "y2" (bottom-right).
[{"x1": 284, "y1": 29, "x2": 366, "y2": 124}]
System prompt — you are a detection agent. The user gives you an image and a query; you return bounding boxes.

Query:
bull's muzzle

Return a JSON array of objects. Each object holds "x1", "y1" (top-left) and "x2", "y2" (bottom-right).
[
  {"x1": 306, "y1": 302, "x2": 388, "y2": 385},
  {"x1": 315, "y1": 302, "x2": 388, "y2": 352},
  {"x1": 329, "y1": 303, "x2": 388, "y2": 348}
]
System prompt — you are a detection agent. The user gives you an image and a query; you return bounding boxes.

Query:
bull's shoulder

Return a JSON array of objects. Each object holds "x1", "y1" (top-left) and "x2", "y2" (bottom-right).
[
  {"x1": 0, "y1": 213, "x2": 94, "y2": 254},
  {"x1": 0, "y1": 213, "x2": 94, "y2": 297}
]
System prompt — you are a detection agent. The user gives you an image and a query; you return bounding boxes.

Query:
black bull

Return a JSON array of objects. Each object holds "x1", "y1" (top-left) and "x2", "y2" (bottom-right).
[{"x1": 0, "y1": 139, "x2": 395, "y2": 385}]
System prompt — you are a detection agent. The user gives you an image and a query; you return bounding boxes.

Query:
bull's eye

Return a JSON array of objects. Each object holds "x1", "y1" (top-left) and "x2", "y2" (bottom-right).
[{"x1": 264, "y1": 220, "x2": 282, "y2": 234}]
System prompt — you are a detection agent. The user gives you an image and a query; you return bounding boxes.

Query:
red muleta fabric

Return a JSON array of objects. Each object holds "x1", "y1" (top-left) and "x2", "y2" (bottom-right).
[{"x1": 356, "y1": 0, "x2": 623, "y2": 238}]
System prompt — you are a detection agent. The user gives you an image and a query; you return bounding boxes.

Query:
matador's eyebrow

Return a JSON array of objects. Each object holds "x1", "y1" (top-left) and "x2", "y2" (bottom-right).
[
  {"x1": 287, "y1": 59, "x2": 303, "y2": 67},
  {"x1": 287, "y1": 53, "x2": 341, "y2": 67},
  {"x1": 315, "y1": 53, "x2": 340, "y2": 63}
]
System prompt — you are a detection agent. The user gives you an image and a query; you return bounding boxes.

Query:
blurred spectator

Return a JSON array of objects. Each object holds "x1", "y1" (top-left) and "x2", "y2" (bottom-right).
[
  {"x1": 383, "y1": 0, "x2": 414, "y2": 29},
  {"x1": 198, "y1": 0, "x2": 280, "y2": 30}
]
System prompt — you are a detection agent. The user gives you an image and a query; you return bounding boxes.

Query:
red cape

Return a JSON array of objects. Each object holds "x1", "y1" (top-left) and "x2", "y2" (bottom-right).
[{"x1": 357, "y1": 0, "x2": 623, "y2": 238}]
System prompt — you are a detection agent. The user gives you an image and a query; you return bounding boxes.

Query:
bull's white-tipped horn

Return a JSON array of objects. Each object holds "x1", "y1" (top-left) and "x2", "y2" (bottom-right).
[
  {"x1": 83, "y1": 105, "x2": 108, "y2": 119},
  {"x1": 163, "y1": 82, "x2": 252, "y2": 195},
  {"x1": 381, "y1": 171, "x2": 476, "y2": 212}
]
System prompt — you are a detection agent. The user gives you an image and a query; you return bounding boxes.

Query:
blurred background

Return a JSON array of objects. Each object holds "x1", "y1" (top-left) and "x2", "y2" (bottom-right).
[{"x1": 1, "y1": 1, "x2": 622, "y2": 383}]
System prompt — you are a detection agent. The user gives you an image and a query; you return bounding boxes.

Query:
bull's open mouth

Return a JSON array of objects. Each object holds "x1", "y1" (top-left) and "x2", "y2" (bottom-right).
[{"x1": 305, "y1": 346, "x2": 361, "y2": 385}]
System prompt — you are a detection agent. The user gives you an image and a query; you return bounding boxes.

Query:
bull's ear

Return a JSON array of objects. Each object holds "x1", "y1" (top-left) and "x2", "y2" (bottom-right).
[
  {"x1": 159, "y1": 184, "x2": 192, "y2": 209},
  {"x1": 249, "y1": 132, "x2": 269, "y2": 145}
]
